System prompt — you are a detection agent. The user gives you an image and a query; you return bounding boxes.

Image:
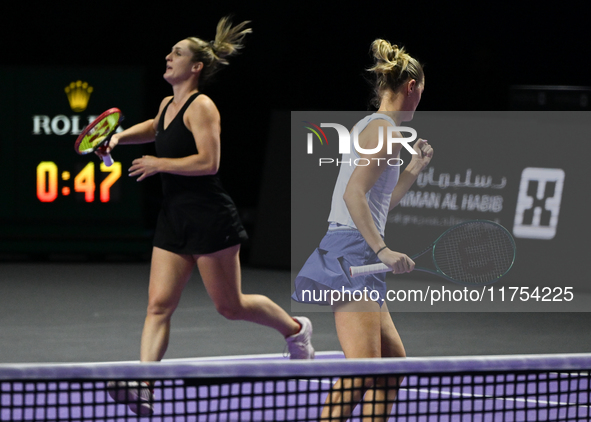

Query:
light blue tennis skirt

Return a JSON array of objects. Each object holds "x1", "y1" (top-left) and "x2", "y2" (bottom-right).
[{"x1": 292, "y1": 229, "x2": 387, "y2": 306}]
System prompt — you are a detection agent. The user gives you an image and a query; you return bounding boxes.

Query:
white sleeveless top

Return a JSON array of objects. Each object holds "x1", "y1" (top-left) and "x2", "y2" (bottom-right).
[{"x1": 327, "y1": 113, "x2": 400, "y2": 236}]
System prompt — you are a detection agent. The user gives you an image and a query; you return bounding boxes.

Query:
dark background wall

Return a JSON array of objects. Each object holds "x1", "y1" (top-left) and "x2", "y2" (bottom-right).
[{"x1": 1, "y1": 1, "x2": 589, "y2": 264}]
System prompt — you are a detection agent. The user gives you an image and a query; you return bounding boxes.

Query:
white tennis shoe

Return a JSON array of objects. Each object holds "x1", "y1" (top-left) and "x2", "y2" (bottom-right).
[
  {"x1": 107, "y1": 380, "x2": 154, "y2": 416},
  {"x1": 286, "y1": 316, "x2": 315, "y2": 359}
]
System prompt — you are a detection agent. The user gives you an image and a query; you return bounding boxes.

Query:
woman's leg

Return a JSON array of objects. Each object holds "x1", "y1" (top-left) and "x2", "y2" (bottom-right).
[
  {"x1": 140, "y1": 247, "x2": 195, "y2": 362},
  {"x1": 378, "y1": 302, "x2": 406, "y2": 359},
  {"x1": 360, "y1": 302, "x2": 406, "y2": 420},
  {"x1": 195, "y1": 244, "x2": 314, "y2": 357},
  {"x1": 322, "y1": 300, "x2": 405, "y2": 421},
  {"x1": 110, "y1": 247, "x2": 194, "y2": 415},
  {"x1": 321, "y1": 300, "x2": 382, "y2": 421}
]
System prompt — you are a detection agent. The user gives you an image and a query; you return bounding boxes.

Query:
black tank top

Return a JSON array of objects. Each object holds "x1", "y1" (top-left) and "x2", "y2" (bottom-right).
[
  {"x1": 155, "y1": 93, "x2": 227, "y2": 200},
  {"x1": 152, "y1": 93, "x2": 247, "y2": 254}
]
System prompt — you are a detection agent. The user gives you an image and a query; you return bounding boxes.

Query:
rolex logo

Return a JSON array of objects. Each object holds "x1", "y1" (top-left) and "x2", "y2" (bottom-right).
[{"x1": 64, "y1": 80, "x2": 93, "y2": 112}]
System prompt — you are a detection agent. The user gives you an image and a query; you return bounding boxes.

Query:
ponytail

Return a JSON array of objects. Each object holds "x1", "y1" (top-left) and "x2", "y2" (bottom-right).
[{"x1": 185, "y1": 16, "x2": 252, "y2": 85}]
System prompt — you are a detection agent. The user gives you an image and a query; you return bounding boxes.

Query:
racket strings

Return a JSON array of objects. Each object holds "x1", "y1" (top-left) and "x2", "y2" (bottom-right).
[
  {"x1": 433, "y1": 222, "x2": 515, "y2": 285},
  {"x1": 76, "y1": 112, "x2": 121, "y2": 154}
]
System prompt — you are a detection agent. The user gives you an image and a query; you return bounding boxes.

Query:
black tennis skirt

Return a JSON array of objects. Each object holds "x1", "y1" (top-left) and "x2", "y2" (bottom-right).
[{"x1": 153, "y1": 192, "x2": 248, "y2": 255}]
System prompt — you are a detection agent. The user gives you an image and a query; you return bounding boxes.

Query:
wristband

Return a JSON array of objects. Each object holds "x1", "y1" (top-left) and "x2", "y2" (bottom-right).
[{"x1": 375, "y1": 246, "x2": 388, "y2": 256}]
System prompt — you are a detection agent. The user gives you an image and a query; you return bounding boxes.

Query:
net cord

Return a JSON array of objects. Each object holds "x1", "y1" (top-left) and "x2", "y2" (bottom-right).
[{"x1": 1, "y1": 353, "x2": 590, "y2": 382}]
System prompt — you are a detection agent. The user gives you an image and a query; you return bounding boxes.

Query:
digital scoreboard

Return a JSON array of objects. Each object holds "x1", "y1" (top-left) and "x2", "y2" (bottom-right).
[{"x1": 0, "y1": 67, "x2": 152, "y2": 256}]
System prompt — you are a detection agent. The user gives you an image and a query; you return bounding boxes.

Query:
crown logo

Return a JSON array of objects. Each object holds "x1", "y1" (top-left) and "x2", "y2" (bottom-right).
[{"x1": 64, "y1": 80, "x2": 93, "y2": 112}]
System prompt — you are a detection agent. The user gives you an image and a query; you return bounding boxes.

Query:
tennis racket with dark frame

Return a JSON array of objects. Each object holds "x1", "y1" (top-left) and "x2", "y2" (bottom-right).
[
  {"x1": 74, "y1": 108, "x2": 124, "y2": 167},
  {"x1": 350, "y1": 220, "x2": 516, "y2": 286}
]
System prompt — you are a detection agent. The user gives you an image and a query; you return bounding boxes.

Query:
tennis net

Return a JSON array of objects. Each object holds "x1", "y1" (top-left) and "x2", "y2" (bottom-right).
[{"x1": 1, "y1": 352, "x2": 590, "y2": 421}]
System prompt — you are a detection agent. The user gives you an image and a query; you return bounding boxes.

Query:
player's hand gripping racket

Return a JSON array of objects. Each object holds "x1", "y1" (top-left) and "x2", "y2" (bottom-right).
[
  {"x1": 74, "y1": 108, "x2": 124, "y2": 167},
  {"x1": 350, "y1": 220, "x2": 516, "y2": 286}
]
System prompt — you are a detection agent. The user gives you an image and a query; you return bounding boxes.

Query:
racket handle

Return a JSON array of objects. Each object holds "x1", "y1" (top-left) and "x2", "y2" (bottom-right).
[
  {"x1": 350, "y1": 263, "x2": 390, "y2": 277},
  {"x1": 102, "y1": 153, "x2": 114, "y2": 167}
]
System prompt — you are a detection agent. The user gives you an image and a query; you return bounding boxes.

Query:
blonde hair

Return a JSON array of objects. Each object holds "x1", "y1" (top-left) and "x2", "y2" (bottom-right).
[
  {"x1": 367, "y1": 39, "x2": 424, "y2": 108},
  {"x1": 185, "y1": 16, "x2": 252, "y2": 85}
]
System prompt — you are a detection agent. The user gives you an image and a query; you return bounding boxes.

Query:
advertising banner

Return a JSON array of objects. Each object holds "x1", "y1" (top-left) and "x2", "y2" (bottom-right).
[{"x1": 291, "y1": 111, "x2": 591, "y2": 311}]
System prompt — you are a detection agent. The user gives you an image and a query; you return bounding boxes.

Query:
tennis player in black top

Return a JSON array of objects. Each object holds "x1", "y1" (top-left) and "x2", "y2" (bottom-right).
[{"x1": 100, "y1": 17, "x2": 314, "y2": 416}]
